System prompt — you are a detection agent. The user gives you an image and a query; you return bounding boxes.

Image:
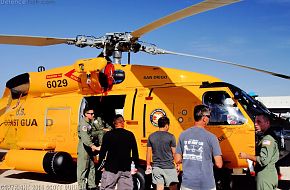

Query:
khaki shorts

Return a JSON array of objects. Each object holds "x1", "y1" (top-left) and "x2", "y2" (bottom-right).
[{"x1": 152, "y1": 167, "x2": 179, "y2": 187}]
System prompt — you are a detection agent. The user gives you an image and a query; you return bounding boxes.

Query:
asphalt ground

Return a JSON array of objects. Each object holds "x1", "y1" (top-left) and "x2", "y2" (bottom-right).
[
  {"x1": 0, "y1": 168, "x2": 290, "y2": 190},
  {"x1": 0, "y1": 169, "x2": 78, "y2": 190},
  {"x1": 0, "y1": 151, "x2": 289, "y2": 190}
]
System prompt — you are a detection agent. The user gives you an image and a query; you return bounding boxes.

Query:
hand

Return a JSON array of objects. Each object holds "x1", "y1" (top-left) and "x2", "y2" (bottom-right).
[
  {"x1": 131, "y1": 166, "x2": 138, "y2": 175},
  {"x1": 146, "y1": 165, "x2": 152, "y2": 171},
  {"x1": 145, "y1": 165, "x2": 152, "y2": 175},
  {"x1": 176, "y1": 164, "x2": 181, "y2": 174},
  {"x1": 239, "y1": 152, "x2": 247, "y2": 159},
  {"x1": 91, "y1": 145, "x2": 100, "y2": 152}
]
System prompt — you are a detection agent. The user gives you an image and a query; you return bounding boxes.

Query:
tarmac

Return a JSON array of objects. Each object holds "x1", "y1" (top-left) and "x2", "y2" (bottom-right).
[
  {"x1": 0, "y1": 169, "x2": 78, "y2": 190},
  {"x1": 0, "y1": 168, "x2": 289, "y2": 190},
  {"x1": 0, "y1": 148, "x2": 289, "y2": 190}
]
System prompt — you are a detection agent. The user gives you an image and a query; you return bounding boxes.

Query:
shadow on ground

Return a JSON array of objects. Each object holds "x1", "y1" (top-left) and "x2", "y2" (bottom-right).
[
  {"x1": 0, "y1": 169, "x2": 7, "y2": 175},
  {"x1": 231, "y1": 175, "x2": 256, "y2": 190},
  {"x1": 231, "y1": 175, "x2": 290, "y2": 190},
  {"x1": 278, "y1": 180, "x2": 290, "y2": 190}
]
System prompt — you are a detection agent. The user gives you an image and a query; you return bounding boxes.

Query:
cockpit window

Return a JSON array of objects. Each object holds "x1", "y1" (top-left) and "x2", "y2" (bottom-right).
[
  {"x1": 203, "y1": 91, "x2": 246, "y2": 125},
  {"x1": 235, "y1": 90, "x2": 272, "y2": 121}
]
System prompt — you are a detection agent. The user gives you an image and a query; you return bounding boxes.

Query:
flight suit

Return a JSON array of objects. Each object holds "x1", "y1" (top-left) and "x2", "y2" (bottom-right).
[
  {"x1": 77, "y1": 117, "x2": 100, "y2": 190},
  {"x1": 255, "y1": 132, "x2": 279, "y2": 190},
  {"x1": 92, "y1": 116, "x2": 112, "y2": 146}
]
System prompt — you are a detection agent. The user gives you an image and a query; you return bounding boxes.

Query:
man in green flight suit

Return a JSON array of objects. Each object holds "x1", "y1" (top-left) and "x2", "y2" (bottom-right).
[
  {"x1": 77, "y1": 107, "x2": 104, "y2": 190},
  {"x1": 239, "y1": 113, "x2": 279, "y2": 190}
]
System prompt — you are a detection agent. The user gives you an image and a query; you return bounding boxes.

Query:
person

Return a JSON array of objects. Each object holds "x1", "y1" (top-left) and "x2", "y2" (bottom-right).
[
  {"x1": 92, "y1": 115, "x2": 112, "y2": 147},
  {"x1": 98, "y1": 114, "x2": 139, "y2": 190},
  {"x1": 77, "y1": 107, "x2": 100, "y2": 190},
  {"x1": 175, "y1": 104, "x2": 223, "y2": 190},
  {"x1": 92, "y1": 115, "x2": 112, "y2": 187},
  {"x1": 239, "y1": 113, "x2": 279, "y2": 190},
  {"x1": 146, "y1": 116, "x2": 179, "y2": 190}
]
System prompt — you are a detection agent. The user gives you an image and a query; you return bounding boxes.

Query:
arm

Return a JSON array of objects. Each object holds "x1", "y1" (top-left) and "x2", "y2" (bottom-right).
[
  {"x1": 211, "y1": 135, "x2": 223, "y2": 168},
  {"x1": 174, "y1": 153, "x2": 182, "y2": 173},
  {"x1": 256, "y1": 137, "x2": 277, "y2": 167},
  {"x1": 146, "y1": 147, "x2": 152, "y2": 170},
  {"x1": 131, "y1": 134, "x2": 139, "y2": 166},
  {"x1": 174, "y1": 153, "x2": 182, "y2": 165},
  {"x1": 98, "y1": 132, "x2": 109, "y2": 164},
  {"x1": 239, "y1": 136, "x2": 277, "y2": 166},
  {"x1": 104, "y1": 122, "x2": 112, "y2": 131},
  {"x1": 171, "y1": 147, "x2": 176, "y2": 155},
  {"x1": 171, "y1": 135, "x2": 177, "y2": 156},
  {"x1": 239, "y1": 152, "x2": 257, "y2": 162},
  {"x1": 98, "y1": 116, "x2": 112, "y2": 131},
  {"x1": 175, "y1": 136, "x2": 183, "y2": 166},
  {"x1": 171, "y1": 146, "x2": 179, "y2": 170},
  {"x1": 214, "y1": 155, "x2": 223, "y2": 168}
]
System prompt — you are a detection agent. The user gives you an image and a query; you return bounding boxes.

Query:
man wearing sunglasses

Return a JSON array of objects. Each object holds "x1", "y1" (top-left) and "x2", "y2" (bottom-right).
[
  {"x1": 77, "y1": 107, "x2": 100, "y2": 190},
  {"x1": 175, "y1": 104, "x2": 223, "y2": 190}
]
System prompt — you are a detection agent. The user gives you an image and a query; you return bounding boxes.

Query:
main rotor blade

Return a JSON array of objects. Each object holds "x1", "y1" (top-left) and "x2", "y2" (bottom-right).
[
  {"x1": 0, "y1": 35, "x2": 74, "y2": 46},
  {"x1": 131, "y1": 0, "x2": 240, "y2": 40},
  {"x1": 164, "y1": 50, "x2": 290, "y2": 80}
]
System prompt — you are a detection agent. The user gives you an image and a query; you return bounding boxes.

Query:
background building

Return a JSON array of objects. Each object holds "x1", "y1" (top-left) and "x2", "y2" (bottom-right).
[{"x1": 256, "y1": 96, "x2": 290, "y2": 122}]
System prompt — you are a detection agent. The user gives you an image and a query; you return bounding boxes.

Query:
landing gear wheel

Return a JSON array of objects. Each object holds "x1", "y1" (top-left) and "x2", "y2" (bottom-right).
[
  {"x1": 133, "y1": 168, "x2": 146, "y2": 190},
  {"x1": 214, "y1": 168, "x2": 232, "y2": 190}
]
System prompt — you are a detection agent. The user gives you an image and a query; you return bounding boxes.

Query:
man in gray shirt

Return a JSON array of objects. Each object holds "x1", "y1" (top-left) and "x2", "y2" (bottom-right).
[
  {"x1": 146, "y1": 116, "x2": 179, "y2": 190},
  {"x1": 175, "y1": 105, "x2": 223, "y2": 190}
]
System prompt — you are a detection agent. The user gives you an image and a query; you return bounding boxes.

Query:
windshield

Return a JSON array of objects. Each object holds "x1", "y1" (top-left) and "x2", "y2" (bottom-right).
[
  {"x1": 234, "y1": 89, "x2": 272, "y2": 121},
  {"x1": 202, "y1": 82, "x2": 272, "y2": 122}
]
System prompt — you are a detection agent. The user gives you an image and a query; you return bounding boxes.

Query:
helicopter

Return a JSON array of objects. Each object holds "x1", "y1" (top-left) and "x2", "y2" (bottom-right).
[{"x1": 0, "y1": 0, "x2": 290, "y2": 189}]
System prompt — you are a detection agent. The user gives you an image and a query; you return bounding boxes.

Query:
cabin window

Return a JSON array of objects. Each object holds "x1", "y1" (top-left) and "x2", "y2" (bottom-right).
[{"x1": 203, "y1": 91, "x2": 246, "y2": 125}]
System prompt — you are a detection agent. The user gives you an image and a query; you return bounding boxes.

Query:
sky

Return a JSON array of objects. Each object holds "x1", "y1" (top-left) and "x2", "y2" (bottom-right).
[{"x1": 0, "y1": 0, "x2": 289, "y2": 97}]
